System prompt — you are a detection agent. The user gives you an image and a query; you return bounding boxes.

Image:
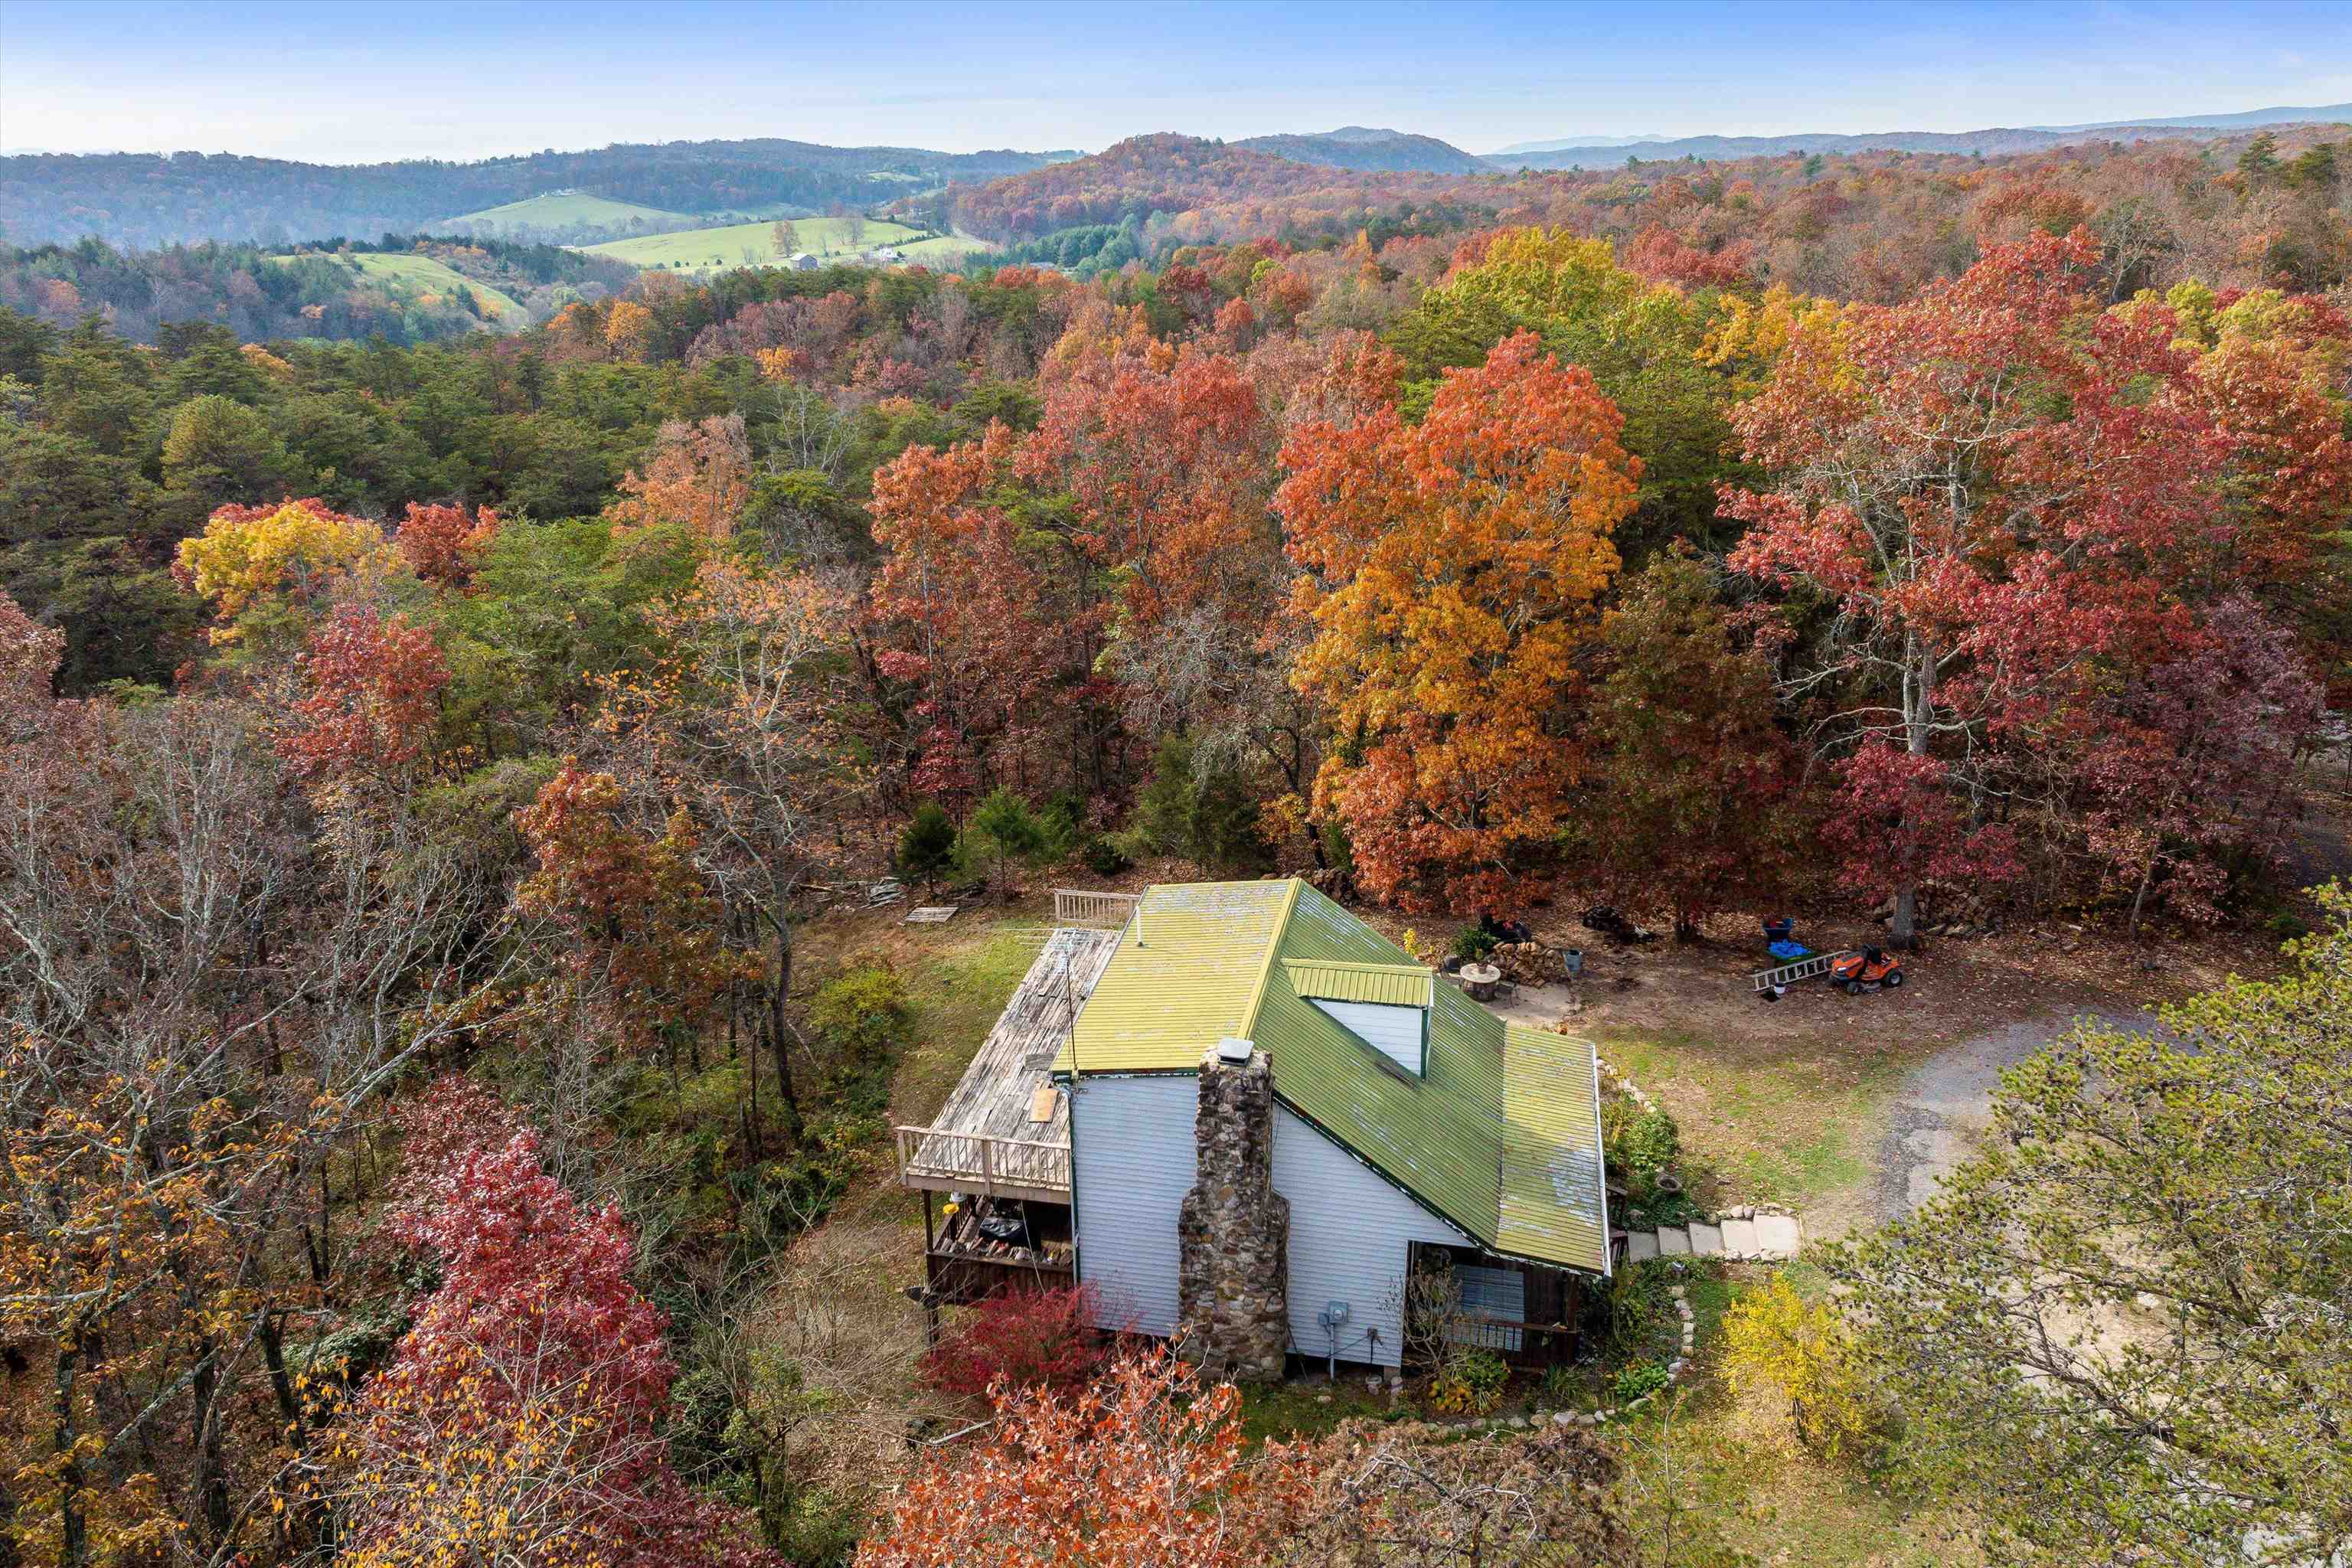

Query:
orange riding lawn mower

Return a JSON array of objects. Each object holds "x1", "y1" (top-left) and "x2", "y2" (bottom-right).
[{"x1": 1751, "y1": 919, "x2": 1906, "y2": 1001}]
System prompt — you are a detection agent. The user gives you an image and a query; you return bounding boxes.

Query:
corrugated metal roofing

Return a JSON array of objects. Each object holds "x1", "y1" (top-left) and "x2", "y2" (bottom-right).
[
  {"x1": 1053, "y1": 880, "x2": 1297, "y2": 1076},
  {"x1": 1283, "y1": 958, "x2": 1435, "y2": 1008},
  {"x1": 1058, "y1": 877, "x2": 1609, "y2": 1276}
]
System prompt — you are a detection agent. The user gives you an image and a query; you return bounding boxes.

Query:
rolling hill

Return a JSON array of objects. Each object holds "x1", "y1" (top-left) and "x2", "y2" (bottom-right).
[
  {"x1": 0, "y1": 138, "x2": 1075, "y2": 249},
  {"x1": 439, "y1": 191, "x2": 695, "y2": 235},
  {"x1": 583, "y1": 215, "x2": 991, "y2": 275},
  {"x1": 273, "y1": 250, "x2": 528, "y2": 326},
  {"x1": 1234, "y1": 126, "x2": 1490, "y2": 174}
]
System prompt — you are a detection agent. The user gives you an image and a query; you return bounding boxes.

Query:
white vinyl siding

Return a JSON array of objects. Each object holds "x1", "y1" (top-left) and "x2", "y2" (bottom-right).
[
  {"x1": 1308, "y1": 998, "x2": 1425, "y2": 1076},
  {"x1": 1274, "y1": 1105, "x2": 1472, "y2": 1369},
  {"x1": 1070, "y1": 1074, "x2": 1197, "y2": 1338}
]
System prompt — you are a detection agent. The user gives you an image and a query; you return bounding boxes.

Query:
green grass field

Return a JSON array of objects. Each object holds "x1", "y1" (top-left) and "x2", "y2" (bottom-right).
[
  {"x1": 582, "y1": 216, "x2": 993, "y2": 275},
  {"x1": 267, "y1": 251, "x2": 527, "y2": 326},
  {"x1": 439, "y1": 191, "x2": 693, "y2": 231}
]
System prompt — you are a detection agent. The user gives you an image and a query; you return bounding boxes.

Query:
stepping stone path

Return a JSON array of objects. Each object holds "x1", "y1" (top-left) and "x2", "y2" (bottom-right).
[{"x1": 1620, "y1": 1205, "x2": 1803, "y2": 1263}]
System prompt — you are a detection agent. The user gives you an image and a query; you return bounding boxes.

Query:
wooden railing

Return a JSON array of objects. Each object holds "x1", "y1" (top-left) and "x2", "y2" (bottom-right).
[
  {"x1": 1054, "y1": 888, "x2": 1139, "y2": 929},
  {"x1": 895, "y1": 1125, "x2": 1073, "y2": 1198}
]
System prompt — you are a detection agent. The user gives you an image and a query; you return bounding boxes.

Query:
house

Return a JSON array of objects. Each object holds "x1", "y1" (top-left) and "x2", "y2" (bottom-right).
[
  {"x1": 893, "y1": 880, "x2": 1611, "y2": 1380},
  {"x1": 787, "y1": 252, "x2": 821, "y2": 271}
]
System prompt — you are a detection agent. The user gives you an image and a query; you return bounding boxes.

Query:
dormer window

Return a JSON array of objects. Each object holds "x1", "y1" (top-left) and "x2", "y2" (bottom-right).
[{"x1": 1285, "y1": 959, "x2": 1432, "y2": 1078}]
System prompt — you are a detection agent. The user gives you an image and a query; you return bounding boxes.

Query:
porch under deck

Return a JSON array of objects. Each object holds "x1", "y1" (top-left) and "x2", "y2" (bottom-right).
[{"x1": 893, "y1": 913, "x2": 1126, "y2": 1204}]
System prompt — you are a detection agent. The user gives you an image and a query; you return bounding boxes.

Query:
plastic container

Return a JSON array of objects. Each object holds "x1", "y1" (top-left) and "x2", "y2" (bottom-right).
[{"x1": 1562, "y1": 949, "x2": 1584, "y2": 978}]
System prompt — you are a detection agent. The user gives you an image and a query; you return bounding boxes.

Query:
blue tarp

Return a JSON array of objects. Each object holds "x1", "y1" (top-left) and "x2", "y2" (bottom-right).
[{"x1": 1767, "y1": 939, "x2": 1811, "y2": 961}]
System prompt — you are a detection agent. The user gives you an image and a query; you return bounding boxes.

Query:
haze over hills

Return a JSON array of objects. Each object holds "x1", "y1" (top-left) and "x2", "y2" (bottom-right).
[
  {"x1": 1487, "y1": 101, "x2": 2352, "y2": 168},
  {"x1": 1233, "y1": 126, "x2": 1491, "y2": 175}
]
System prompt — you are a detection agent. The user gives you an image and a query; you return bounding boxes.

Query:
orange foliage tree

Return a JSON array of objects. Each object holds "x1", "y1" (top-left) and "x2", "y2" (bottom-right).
[
  {"x1": 513, "y1": 762, "x2": 753, "y2": 1061},
  {"x1": 1277, "y1": 331, "x2": 1640, "y2": 911},
  {"x1": 604, "y1": 415, "x2": 754, "y2": 544},
  {"x1": 391, "y1": 500, "x2": 498, "y2": 591},
  {"x1": 858, "y1": 1349, "x2": 1307, "y2": 1568}
]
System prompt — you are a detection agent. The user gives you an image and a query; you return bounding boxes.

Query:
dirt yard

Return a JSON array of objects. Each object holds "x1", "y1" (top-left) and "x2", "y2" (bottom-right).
[{"x1": 1413, "y1": 903, "x2": 2288, "y2": 1237}]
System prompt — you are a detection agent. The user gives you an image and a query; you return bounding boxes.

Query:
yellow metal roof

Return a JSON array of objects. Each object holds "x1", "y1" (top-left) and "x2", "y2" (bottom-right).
[
  {"x1": 1053, "y1": 880, "x2": 1298, "y2": 1075},
  {"x1": 1282, "y1": 958, "x2": 1435, "y2": 1008}
]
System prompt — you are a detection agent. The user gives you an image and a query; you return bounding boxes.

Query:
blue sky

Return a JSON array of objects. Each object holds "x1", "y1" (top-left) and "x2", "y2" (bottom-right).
[{"x1": 2, "y1": 0, "x2": 2346, "y2": 162}]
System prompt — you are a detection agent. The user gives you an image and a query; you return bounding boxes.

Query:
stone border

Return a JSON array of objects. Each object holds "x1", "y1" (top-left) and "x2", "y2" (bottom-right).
[{"x1": 1412, "y1": 1280, "x2": 1698, "y2": 1437}]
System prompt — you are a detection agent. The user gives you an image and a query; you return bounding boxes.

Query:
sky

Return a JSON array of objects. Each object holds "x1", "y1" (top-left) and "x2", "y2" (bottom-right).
[{"x1": 2, "y1": 0, "x2": 2347, "y2": 162}]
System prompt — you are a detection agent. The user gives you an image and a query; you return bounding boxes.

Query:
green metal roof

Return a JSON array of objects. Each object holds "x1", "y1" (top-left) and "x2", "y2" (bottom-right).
[
  {"x1": 1058, "y1": 877, "x2": 1609, "y2": 1275},
  {"x1": 1283, "y1": 958, "x2": 1435, "y2": 1008}
]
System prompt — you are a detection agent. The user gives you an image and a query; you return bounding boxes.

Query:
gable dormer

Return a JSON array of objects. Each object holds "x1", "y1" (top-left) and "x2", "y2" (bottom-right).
[{"x1": 1285, "y1": 959, "x2": 1432, "y2": 1078}]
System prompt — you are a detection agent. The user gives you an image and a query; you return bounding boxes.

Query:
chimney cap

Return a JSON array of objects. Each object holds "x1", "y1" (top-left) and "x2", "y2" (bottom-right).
[{"x1": 1215, "y1": 1036, "x2": 1254, "y2": 1064}]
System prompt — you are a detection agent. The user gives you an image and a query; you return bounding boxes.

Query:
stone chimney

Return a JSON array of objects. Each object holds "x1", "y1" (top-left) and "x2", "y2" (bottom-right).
[{"x1": 1174, "y1": 1039, "x2": 1290, "y2": 1383}]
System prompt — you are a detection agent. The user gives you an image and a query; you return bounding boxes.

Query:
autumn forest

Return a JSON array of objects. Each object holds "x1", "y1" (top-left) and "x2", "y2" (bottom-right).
[{"x1": 2, "y1": 78, "x2": 2349, "y2": 1568}]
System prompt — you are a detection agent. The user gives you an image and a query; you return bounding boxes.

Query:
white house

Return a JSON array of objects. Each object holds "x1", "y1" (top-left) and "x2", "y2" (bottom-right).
[{"x1": 894, "y1": 880, "x2": 1612, "y2": 1378}]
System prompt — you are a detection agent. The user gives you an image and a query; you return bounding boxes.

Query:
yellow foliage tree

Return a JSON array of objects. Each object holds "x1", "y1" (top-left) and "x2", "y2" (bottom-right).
[
  {"x1": 603, "y1": 298, "x2": 657, "y2": 361},
  {"x1": 172, "y1": 498, "x2": 394, "y2": 645},
  {"x1": 1720, "y1": 1272, "x2": 1877, "y2": 1461}
]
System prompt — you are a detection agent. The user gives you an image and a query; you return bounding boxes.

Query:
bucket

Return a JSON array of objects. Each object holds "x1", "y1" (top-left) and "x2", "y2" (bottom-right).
[{"x1": 1562, "y1": 949, "x2": 1584, "y2": 978}]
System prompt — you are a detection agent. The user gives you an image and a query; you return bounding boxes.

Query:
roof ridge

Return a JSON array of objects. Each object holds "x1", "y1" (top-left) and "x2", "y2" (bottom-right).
[{"x1": 1236, "y1": 877, "x2": 1305, "y2": 1042}]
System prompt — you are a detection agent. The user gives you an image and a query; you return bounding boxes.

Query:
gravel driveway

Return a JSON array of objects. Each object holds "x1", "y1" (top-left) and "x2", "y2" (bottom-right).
[{"x1": 1870, "y1": 1010, "x2": 2167, "y2": 1224}]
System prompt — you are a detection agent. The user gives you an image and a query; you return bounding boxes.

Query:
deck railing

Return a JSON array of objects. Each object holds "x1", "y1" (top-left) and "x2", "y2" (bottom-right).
[
  {"x1": 1054, "y1": 888, "x2": 1139, "y2": 929},
  {"x1": 894, "y1": 1125, "x2": 1073, "y2": 1199}
]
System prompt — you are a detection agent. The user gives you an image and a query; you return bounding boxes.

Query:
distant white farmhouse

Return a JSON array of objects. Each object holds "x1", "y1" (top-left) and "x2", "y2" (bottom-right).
[{"x1": 894, "y1": 879, "x2": 1612, "y2": 1380}]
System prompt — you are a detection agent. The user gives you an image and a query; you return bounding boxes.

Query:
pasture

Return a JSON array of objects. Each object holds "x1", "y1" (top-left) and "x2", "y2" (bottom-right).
[
  {"x1": 439, "y1": 190, "x2": 693, "y2": 231},
  {"x1": 583, "y1": 215, "x2": 991, "y2": 274},
  {"x1": 270, "y1": 251, "x2": 527, "y2": 326}
]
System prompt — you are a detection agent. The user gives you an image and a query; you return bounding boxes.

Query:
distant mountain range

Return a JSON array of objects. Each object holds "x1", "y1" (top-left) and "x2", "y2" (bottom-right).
[
  {"x1": 6, "y1": 102, "x2": 2344, "y2": 253},
  {"x1": 1485, "y1": 102, "x2": 2351, "y2": 169},
  {"x1": 1233, "y1": 126, "x2": 1491, "y2": 175}
]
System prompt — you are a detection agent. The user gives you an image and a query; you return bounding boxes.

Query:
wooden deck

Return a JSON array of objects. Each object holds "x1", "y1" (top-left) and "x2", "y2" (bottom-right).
[{"x1": 894, "y1": 924, "x2": 1122, "y2": 1200}]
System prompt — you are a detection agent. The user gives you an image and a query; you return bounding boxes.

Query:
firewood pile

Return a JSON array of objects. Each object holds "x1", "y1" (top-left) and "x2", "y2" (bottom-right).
[{"x1": 1488, "y1": 942, "x2": 1560, "y2": 986}]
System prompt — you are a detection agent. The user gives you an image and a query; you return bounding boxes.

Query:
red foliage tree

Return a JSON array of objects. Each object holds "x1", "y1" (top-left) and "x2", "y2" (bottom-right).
[
  {"x1": 1722, "y1": 230, "x2": 2321, "y2": 941},
  {"x1": 919, "y1": 1284, "x2": 1121, "y2": 1402},
  {"x1": 335, "y1": 1081, "x2": 776, "y2": 1568},
  {"x1": 868, "y1": 423, "x2": 1111, "y2": 802},
  {"x1": 279, "y1": 603, "x2": 448, "y2": 786}
]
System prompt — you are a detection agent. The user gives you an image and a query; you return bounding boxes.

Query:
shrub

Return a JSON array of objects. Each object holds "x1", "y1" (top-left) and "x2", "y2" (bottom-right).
[
  {"x1": 897, "y1": 802, "x2": 957, "y2": 893},
  {"x1": 811, "y1": 964, "x2": 910, "y2": 1054},
  {"x1": 1541, "y1": 1362, "x2": 1583, "y2": 1403},
  {"x1": 1451, "y1": 926, "x2": 1501, "y2": 962},
  {"x1": 1612, "y1": 1361, "x2": 1670, "y2": 1403},
  {"x1": 1082, "y1": 835, "x2": 1132, "y2": 877},
  {"x1": 920, "y1": 1285, "x2": 1113, "y2": 1401},
  {"x1": 1720, "y1": 1272, "x2": 1880, "y2": 1461},
  {"x1": 1595, "y1": 1259, "x2": 1672, "y2": 1362},
  {"x1": 1601, "y1": 1096, "x2": 1681, "y2": 1192},
  {"x1": 1429, "y1": 1347, "x2": 1510, "y2": 1415}
]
